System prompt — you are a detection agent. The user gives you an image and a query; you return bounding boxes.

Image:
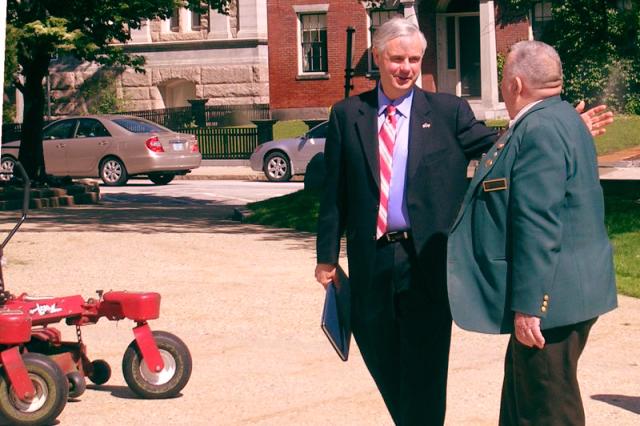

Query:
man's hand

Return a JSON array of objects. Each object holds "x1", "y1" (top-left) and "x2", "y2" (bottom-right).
[
  {"x1": 575, "y1": 101, "x2": 614, "y2": 137},
  {"x1": 514, "y1": 312, "x2": 545, "y2": 349},
  {"x1": 315, "y1": 263, "x2": 338, "y2": 289}
]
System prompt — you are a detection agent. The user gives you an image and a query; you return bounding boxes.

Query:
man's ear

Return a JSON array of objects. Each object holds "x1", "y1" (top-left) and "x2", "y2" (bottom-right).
[
  {"x1": 372, "y1": 47, "x2": 381, "y2": 68},
  {"x1": 512, "y1": 76, "x2": 523, "y2": 97}
]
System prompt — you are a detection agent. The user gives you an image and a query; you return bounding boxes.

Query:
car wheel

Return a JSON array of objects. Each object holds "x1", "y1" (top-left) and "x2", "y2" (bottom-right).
[
  {"x1": 148, "y1": 173, "x2": 175, "y2": 185},
  {"x1": 100, "y1": 157, "x2": 128, "y2": 186},
  {"x1": 264, "y1": 152, "x2": 292, "y2": 182},
  {"x1": 0, "y1": 156, "x2": 16, "y2": 182}
]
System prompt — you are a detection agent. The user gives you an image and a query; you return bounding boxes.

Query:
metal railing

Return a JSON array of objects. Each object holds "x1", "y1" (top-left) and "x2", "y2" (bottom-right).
[{"x1": 177, "y1": 127, "x2": 259, "y2": 160}]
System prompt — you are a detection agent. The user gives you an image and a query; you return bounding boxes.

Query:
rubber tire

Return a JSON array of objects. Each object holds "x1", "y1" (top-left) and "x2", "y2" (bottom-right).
[
  {"x1": 0, "y1": 156, "x2": 16, "y2": 182},
  {"x1": 264, "y1": 152, "x2": 292, "y2": 182},
  {"x1": 87, "y1": 359, "x2": 111, "y2": 386},
  {"x1": 122, "y1": 331, "x2": 192, "y2": 399},
  {"x1": 0, "y1": 353, "x2": 68, "y2": 426},
  {"x1": 99, "y1": 157, "x2": 128, "y2": 186},
  {"x1": 66, "y1": 371, "x2": 86, "y2": 398},
  {"x1": 148, "y1": 173, "x2": 175, "y2": 185}
]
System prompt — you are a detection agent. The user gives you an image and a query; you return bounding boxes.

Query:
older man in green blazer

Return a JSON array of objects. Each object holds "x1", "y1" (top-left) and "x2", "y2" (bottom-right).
[{"x1": 447, "y1": 41, "x2": 617, "y2": 425}]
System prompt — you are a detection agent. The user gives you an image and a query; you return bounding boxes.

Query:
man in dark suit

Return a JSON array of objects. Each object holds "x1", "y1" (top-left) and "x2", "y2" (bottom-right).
[
  {"x1": 315, "y1": 18, "x2": 611, "y2": 426},
  {"x1": 447, "y1": 41, "x2": 617, "y2": 425},
  {"x1": 315, "y1": 17, "x2": 496, "y2": 425}
]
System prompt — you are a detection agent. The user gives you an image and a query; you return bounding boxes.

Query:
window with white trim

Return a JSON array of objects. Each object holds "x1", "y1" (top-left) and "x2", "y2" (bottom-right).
[
  {"x1": 531, "y1": 1, "x2": 553, "y2": 40},
  {"x1": 368, "y1": 9, "x2": 402, "y2": 72},
  {"x1": 299, "y1": 13, "x2": 328, "y2": 73}
]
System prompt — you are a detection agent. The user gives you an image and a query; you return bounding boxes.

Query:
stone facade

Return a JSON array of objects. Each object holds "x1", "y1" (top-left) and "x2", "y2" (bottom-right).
[{"x1": 42, "y1": 0, "x2": 268, "y2": 117}]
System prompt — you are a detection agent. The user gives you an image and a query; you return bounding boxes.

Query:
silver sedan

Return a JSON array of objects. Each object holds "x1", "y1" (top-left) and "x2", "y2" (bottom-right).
[
  {"x1": 250, "y1": 121, "x2": 327, "y2": 182},
  {"x1": 1, "y1": 115, "x2": 201, "y2": 185}
]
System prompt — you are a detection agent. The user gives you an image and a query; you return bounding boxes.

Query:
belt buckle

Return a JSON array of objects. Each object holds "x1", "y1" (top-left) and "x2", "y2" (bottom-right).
[{"x1": 385, "y1": 231, "x2": 408, "y2": 243}]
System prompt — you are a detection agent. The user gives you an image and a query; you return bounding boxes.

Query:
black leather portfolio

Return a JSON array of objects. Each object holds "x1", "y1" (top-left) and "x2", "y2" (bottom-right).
[{"x1": 321, "y1": 265, "x2": 351, "y2": 361}]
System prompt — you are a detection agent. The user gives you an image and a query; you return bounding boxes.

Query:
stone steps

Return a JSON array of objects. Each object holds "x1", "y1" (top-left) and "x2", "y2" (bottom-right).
[{"x1": 0, "y1": 181, "x2": 100, "y2": 210}]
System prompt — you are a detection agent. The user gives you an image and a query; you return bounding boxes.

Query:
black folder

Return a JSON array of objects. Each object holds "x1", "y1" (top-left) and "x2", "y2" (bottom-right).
[{"x1": 321, "y1": 265, "x2": 351, "y2": 361}]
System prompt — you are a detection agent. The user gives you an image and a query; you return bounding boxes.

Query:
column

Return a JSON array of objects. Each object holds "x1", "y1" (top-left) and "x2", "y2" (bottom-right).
[
  {"x1": 208, "y1": 8, "x2": 232, "y2": 39},
  {"x1": 130, "y1": 20, "x2": 152, "y2": 43},
  {"x1": 479, "y1": 0, "x2": 499, "y2": 108},
  {"x1": 236, "y1": 0, "x2": 268, "y2": 39},
  {"x1": 179, "y1": 7, "x2": 190, "y2": 33}
]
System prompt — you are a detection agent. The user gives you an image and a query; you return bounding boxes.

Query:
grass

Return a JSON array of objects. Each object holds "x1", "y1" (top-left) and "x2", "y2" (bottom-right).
[
  {"x1": 246, "y1": 182, "x2": 640, "y2": 298},
  {"x1": 273, "y1": 121, "x2": 309, "y2": 140},
  {"x1": 595, "y1": 115, "x2": 640, "y2": 155}
]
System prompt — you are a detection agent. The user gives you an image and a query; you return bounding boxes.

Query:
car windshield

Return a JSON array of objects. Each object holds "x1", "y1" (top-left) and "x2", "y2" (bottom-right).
[
  {"x1": 306, "y1": 122, "x2": 328, "y2": 139},
  {"x1": 112, "y1": 118, "x2": 168, "y2": 133}
]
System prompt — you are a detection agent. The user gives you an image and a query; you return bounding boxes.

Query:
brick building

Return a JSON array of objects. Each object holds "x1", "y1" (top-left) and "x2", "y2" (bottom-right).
[{"x1": 267, "y1": 0, "x2": 536, "y2": 120}]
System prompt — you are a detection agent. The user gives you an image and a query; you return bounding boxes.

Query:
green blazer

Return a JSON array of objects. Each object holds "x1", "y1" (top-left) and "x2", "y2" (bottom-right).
[{"x1": 447, "y1": 96, "x2": 617, "y2": 334}]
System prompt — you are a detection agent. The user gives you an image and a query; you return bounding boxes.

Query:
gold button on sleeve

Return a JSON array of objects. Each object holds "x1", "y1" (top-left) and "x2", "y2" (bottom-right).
[{"x1": 541, "y1": 306, "x2": 547, "y2": 313}]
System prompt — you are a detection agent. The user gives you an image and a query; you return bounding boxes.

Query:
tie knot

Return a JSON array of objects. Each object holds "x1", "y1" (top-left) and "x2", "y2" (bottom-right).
[{"x1": 386, "y1": 105, "x2": 396, "y2": 117}]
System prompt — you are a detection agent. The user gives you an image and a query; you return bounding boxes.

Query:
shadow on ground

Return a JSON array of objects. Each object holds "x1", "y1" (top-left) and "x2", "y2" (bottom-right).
[
  {"x1": 591, "y1": 394, "x2": 640, "y2": 414},
  {"x1": 0, "y1": 193, "x2": 317, "y2": 252}
]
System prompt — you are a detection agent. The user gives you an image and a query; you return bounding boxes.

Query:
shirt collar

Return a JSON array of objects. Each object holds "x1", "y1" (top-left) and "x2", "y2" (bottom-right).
[
  {"x1": 377, "y1": 85, "x2": 413, "y2": 119},
  {"x1": 509, "y1": 99, "x2": 543, "y2": 128}
]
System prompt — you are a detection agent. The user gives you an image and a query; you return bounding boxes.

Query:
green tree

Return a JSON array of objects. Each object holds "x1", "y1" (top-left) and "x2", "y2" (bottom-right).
[
  {"x1": 497, "y1": 0, "x2": 640, "y2": 112},
  {"x1": 6, "y1": 0, "x2": 229, "y2": 180}
]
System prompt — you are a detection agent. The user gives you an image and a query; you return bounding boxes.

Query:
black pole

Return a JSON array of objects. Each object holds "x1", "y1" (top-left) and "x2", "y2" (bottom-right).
[{"x1": 344, "y1": 27, "x2": 355, "y2": 99}]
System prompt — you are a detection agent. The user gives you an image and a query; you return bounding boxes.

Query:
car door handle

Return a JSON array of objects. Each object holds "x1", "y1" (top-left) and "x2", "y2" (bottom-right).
[
  {"x1": 56, "y1": 143, "x2": 66, "y2": 148},
  {"x1": 98, "y1": 141, "x2": 108, "y2": 146}
]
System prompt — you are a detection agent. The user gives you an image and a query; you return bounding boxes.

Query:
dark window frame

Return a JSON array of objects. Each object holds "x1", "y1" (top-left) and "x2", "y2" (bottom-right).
[{"x1": 299, "y1": 13, "x2": 328, "y2": 74}]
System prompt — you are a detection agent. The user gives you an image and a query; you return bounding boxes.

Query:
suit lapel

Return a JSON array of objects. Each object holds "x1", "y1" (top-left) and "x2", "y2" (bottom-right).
[
  {"x1": 407, "y1": 88, "x2": 433, "y2": 181},
  {"x1": 450, "y1": 96, "x2": 562, "y2": 232},
  {"x1": 355, "y1": 90, "x2": 380, "y2": 188}
]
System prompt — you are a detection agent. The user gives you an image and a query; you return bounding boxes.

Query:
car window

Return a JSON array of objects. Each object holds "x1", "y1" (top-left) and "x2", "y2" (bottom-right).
[
  {"x1": 307, "y1": 122, "x2": 328, "y2": 139},
  {"x1": 112, "y1": 118, "x2": 168, "y2": 133},
  {"x1": 76, "y1": 119, "x2": 111, "y2": 138},
  {"x1": 43, "y1": 120, "x2": 77, "y2": 140}
]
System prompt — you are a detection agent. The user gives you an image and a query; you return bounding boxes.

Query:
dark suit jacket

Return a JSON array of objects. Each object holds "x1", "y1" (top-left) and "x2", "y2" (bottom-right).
[
  {"x1": 316, "y1": 87, "x2": 496, "y2": 297},
  {"x1": 447, "y1": 96, "x2": 617, "y2": 333}
]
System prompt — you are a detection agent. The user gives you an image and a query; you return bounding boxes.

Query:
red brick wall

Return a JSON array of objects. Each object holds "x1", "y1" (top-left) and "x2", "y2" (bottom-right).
[
  {"x1": 495, "y1": 17, "x2": 530, "y2": 54},
  {"x1": 267, "y1": 0, "x2": 376, "y2": 110}
]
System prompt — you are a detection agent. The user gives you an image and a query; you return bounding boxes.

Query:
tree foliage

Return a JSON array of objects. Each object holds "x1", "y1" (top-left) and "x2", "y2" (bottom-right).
[
  {"x1": 5, "y1": 0, "x2": 230, "y2": 180},
  {"x1": 497, "y1": 0, "x2": 640, "y2": 113}
]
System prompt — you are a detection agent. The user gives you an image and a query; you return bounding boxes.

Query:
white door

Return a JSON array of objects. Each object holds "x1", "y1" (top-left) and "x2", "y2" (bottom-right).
[{"x1": 436, "y1": 13, "x2": 481, "y2": 98}]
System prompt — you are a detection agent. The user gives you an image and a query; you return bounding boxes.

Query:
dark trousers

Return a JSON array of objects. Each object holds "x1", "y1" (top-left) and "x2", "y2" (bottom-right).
[
  {"x1": 499, "y1": 317, "x2": 597, "y2": 426},
  {"x1": 351, "y1": 239, "x2": 452, "y2": 426}
]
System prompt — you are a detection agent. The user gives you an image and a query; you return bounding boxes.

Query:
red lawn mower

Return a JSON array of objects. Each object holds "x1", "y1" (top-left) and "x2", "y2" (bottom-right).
[{"x1": 0, "y1": 162, "x2": 192, "y2": 425}]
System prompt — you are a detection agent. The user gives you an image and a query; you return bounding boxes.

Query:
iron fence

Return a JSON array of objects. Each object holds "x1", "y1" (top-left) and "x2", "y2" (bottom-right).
[{"x1": 178, "y1": 126, "x2": 259, "y2": 160}]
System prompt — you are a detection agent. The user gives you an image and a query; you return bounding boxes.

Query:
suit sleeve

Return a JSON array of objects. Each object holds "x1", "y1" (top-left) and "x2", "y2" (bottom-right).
[
  {"x1": 509, "y1": 120, "x2": 568, "y2": 317},
  {"x1": 455, "y1": 98, "x2": 499, "y2": 158},
  {"x1": 316, "y1": 107, "x2": 346, "y2": 264}
]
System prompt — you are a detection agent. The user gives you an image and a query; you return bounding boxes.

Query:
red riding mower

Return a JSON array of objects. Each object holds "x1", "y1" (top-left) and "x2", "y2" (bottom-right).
[{"x1": 0, "y1": 162, "x2": 192, "y2": 425}]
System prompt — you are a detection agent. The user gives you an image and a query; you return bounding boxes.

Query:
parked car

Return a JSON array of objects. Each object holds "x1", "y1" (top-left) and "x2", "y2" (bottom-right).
[
  {"x1": 0, "y1": 115, "x2": 201, "y2": 185},
  {"x1": 250, "y1": 121, "x2": 328, "y2": 182}
]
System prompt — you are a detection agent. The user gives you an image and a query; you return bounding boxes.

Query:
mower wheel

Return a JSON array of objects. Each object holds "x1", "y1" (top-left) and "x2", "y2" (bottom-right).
[
  {"x1": 88, "y1": 359, "x2": 111, "y2": 385},
  {"x1": 122, "y1": 330, "x2": 192, "y2": 399},
  {"x1": 0, "y1": 353, "x2": 68, "y2": 426},
  {"x1": 66, "y1": 371, "x2": 86, "y2": 398}
]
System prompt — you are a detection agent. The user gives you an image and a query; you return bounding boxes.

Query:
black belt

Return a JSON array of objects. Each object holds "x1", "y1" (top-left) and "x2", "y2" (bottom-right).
[{"x1": 378, "y1": 230, "x2": 412, "y2": 244}]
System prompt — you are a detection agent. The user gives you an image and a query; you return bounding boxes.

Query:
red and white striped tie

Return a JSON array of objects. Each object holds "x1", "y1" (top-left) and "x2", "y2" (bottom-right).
[{"x1": 376, "y1": 105, "x2": 397, "y2": 240}]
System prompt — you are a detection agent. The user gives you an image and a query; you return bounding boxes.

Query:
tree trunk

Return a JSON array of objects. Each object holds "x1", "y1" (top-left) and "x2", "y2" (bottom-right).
[{"x1": 18, "y1": 61, "x2": 49, "y2": 181}]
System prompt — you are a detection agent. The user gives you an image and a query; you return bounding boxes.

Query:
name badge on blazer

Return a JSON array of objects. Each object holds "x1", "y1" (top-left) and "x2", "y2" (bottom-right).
[{"x1": 482, "y1": 178, "x2": 508, "y2": 192}]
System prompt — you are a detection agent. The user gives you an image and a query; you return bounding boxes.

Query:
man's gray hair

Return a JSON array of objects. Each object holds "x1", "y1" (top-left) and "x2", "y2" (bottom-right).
[
  {"x1": 372, "y1": 16, "x2": 427, "y2": 54},
  {"x1": 506, "y1": 40, "x2": 563, "y2": 89}
]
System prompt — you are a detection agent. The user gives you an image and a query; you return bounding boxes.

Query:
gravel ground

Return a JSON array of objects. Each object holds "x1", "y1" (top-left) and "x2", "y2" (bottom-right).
[{"x1": 0, "y1": 201, "x2": 638, "y2": 425}]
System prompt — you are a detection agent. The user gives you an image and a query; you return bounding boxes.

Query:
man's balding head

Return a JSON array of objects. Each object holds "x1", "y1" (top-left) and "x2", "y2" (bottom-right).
[{"x1": 501, "y1": 40, "x2": 563, "y2": 118}]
